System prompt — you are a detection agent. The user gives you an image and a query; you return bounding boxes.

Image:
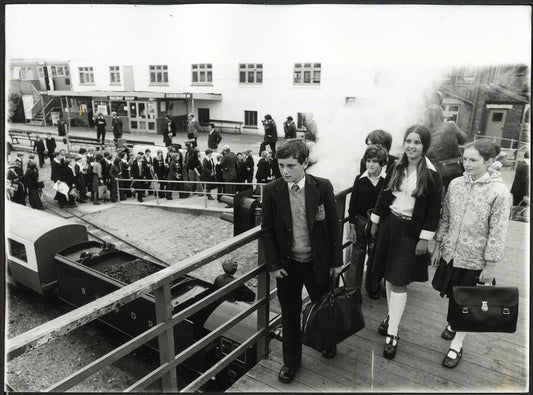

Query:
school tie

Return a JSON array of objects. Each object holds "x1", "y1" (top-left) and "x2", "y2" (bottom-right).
[{"x1": 291, "y1": 184, "x2": 300, "y2": 193}]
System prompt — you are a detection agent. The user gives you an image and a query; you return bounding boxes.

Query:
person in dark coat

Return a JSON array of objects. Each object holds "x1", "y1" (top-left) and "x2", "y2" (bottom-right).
[
  {"x1": 220, "y1": 146, "x2": 238, "y2": 195},
  {"x1": 283, "y1": 116, "x2": 297, "y2": 139},
  {"x1": 50, "y1": 152, "x2": 62, "y2": 183},
  {"x1": 261, "y1": 139, "x2": 343, "y2": 383},
  {"x1": 215, "y1": 154, "x2": 224, "y2": 202},
  {"x1": 153, "y1": 149, "x2": 167, "y2": 198},
  {"x1": 236, "y1": 152, "x2": 249, "y2": 192},
  {"x1": 270, "y1": 155, "x2": 282, "y2": 180},
  {"x1": 111, "y1": 111, "x2": 123, "y2": 148},
  {"x1": 213, "y1": 260, "x2": 256, "y2": 303},
  {"x1": 95, "y1": 113, "x2": 107, "y2": 144},
  {"x1": 130, "y1": 151, "x2": 151, "y2": 202},
  {"x1": 244, "y1": 150, "x2": 255, "y2": 185},
  {"x1": 24, "y1": 161, "x2": 44, "y2": 209},
  {"x1": 64, "y1": 157, "x2": 79, "y2": 207},
  {"x1": 166, "y1": 152, "x2": 182, "y2": 200},
  {"x1": 207, "y1": 123, "x2": 222, "y2": 151},
  {"x1": 359, "y1": 129, "x2": 397, "y2": 174},
  {"x1": 255, "y1": 151, "x2": 271, "y2": 184},
  {"x1": 259, "y1": 114, "x2": 278, "y2": 156},
  {"x1": 163, "y1": 115, "x2": 176, "y2": 147},
  {"x1": 7, "y1": 161, "x2": 26, "y2": 205},
  {"x1": 45, "y1": 133, "x2": 57, "y2": 165},
  {"x1": 109, "y1": 157, "x2": 121, "y2": 202},
  {"x1": 511, "y1": 150, "x2": 530, "y2": 206},
  {"x1": 33, "y1": 135, "x2": 47, "y2": 168},
  {"x1": 201, "y1": 149, "x2": 217, "y2": 200},
  {"x1": 74, "y1": 155, "x2": 88, "y2": 203},
  {"x1": 118, "y1": 151, "x2": 131, "y2": 200}
]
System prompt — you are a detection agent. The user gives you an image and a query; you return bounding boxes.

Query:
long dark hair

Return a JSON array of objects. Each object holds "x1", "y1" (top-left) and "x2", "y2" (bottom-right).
[{"x1": 385, "y1": 125, "x2": 434, "y2": 197}]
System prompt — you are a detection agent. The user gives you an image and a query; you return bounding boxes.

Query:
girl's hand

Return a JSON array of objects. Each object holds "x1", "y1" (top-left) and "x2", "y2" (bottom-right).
[
  {"x1": 348, "y1": 223, "x2": 357, "y2": 243},
  {"x1": 479, "y1": 266, "x2": 495, "y2": 285},
  {"x1": 430, "y1": 244, "x2": 441, "y2": 267},
  {"x1": 370, "y1": 223, "x2": 378, "y2": 238},
  {"x1": 415, "y1": 239, "x2": 429, "y2": 256}
]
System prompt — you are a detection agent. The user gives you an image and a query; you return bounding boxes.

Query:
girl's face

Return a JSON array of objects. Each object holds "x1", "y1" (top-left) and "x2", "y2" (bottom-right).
[
  {"x1": 404, "y1": 132, "x2": 424, "y2": 162},
  {"x1": 365, "y1": 158, "x2": 382, "y2": 177},
  {"x1": 463, "y1": 147, "x2": 493, "y2": 180}
]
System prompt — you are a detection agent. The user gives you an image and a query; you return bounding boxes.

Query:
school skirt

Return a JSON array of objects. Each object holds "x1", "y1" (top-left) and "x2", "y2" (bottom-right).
[
  {"x1": 431, "y1": 258, "x2": 482, "y2": 298},
  {"x1": 372, "y1": 212, "x2": 430, "y2": 286}
]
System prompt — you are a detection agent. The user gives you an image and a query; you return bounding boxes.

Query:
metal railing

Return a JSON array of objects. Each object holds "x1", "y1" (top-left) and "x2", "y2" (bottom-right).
[{"x1": 6, "y1": 186, "x2": 352, "y2": 392}]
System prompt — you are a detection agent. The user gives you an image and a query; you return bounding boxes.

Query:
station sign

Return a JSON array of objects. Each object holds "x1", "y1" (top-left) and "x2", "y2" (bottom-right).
[
  {"x1": 109, "y1": 96, "x2": 137, "y2": 101},
  {"x1": 165, "y1": 93, "x2": 188, "y2": 99}
]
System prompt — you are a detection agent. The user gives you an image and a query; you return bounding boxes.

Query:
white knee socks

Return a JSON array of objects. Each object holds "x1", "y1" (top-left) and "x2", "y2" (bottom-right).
[
  {"x1": 386, "y1": 281, "x2": 392, "y2": 306},
  {"x1": 387, "y1": 291, "x2": 407, "y2": 336},
  {"x1": 449, "y1": 331, "x2": 467, "y2": 356}
]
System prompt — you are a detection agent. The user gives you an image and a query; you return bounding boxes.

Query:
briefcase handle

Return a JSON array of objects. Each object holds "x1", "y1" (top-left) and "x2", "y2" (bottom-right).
[
  {"x1": 330, "y1": 273, "x2": 347, "y2": 292},
  {"x1": 475, "y1": 277, "x2": 496, "y2": 287}
]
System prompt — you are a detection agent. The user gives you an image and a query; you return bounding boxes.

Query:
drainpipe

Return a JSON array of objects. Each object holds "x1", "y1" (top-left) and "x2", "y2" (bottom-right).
[{"x1": 469, "y1": 84, "x2": 481, "y2": 141}]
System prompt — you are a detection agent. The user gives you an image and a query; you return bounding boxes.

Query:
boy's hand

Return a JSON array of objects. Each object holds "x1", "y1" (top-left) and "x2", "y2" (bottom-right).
[
  {"x1": 330, "y1": 266, "x2": 342, "y2": 277},
  {"x1": 415, "y1": 239, "x2": 429, "y2": 256},
  {"x1": 271, "y1": 269, "x2": 288, "y2": 279},
  {"x1": 348, "y1": 223, "x2": 357, "y2": 243}
]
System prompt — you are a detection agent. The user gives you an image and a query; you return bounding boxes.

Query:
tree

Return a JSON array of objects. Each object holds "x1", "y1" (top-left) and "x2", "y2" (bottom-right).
[{"x1": 8, "y1": 90, "x2": 25, "y2": 123}]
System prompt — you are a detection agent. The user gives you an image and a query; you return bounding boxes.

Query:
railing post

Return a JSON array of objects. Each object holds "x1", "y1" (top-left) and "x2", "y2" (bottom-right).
[
  {"x1": 154, "y1": 283, "x2": 177, "y2": 391},
  {"x1": 203, "y1": 182, "x2": 208, "y2": 208},
  {"x1": 116, "y1": 178, "x2": 121, "y2": 204},
  {"x1": 256, "y1": 233, "x2": 270, "y2": 361}
]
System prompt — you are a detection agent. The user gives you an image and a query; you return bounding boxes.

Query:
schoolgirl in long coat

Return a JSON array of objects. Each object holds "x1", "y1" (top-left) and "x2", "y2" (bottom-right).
[{"x1": 370, "y1": 125, "x2": 442, "y2": 360}]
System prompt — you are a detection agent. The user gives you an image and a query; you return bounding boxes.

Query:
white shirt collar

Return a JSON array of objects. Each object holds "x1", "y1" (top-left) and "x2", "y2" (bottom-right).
[
  {"x1": 425, "y1": 156, "x2": 437, "y2": 172},
  {"x1": 287, "y1": 175, "x2": 306, "y2": 191},
  {"x1": 360, "y1": 167, "x2": 387, "y2": 180}
]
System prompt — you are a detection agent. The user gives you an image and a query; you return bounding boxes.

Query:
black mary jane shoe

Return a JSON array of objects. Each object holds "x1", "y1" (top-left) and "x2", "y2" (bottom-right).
[
  {"x1": 278, "y1": 365, "x2": 298, "y2": 383},
  {"x1": 441, "y1": 326, "x2": 456, "y2": 340},
  {"x1": 378, "y1": 315, "x2": 389, "y2": 336},
  {"x1": 383, "y1": 334, "x2": 399, "y2": 360},
  {"x1": 442, "y1": 348, "x2": 462, "y2": 369},
  {"x1": 322, "y1": 346, "x2": 337, "y2": 359}
]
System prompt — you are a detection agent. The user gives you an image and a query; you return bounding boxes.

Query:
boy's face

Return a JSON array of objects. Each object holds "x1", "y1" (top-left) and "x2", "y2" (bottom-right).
[
  {"x1": 365, "y1": 157, "x2": 382, "y2": 177},
  {"x1": 278, "y1": 156, "x2": 307, "y2": 183}
]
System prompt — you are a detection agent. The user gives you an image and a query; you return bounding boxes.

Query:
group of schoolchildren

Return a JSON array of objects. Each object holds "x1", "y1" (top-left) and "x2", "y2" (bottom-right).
[{"x1": 346, "y1": 114, "x2": 514, "y2": 369}]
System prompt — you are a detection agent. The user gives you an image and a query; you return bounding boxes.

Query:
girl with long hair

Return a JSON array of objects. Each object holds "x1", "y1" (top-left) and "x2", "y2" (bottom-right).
[{"x1": 370, "y1": 124, "x2": 443, "y2": 360}]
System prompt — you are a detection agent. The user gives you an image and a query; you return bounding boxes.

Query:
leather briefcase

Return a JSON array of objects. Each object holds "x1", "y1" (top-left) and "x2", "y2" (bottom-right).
[
  {"x1": 301, "y1": 274, "x2": 365, "y2": 352},
  {"x1": 447, "y1": 286, "x2": 519, "y2": 333}
]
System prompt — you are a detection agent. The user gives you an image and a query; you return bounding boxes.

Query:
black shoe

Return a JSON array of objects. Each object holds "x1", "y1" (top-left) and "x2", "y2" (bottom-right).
[
  {"x1": 383, "y1": 334, "x2": 399, "y2": 360},
  {"x1": 441, "y1": 326, "x2": 456, "y2": 340},
  {"x1": 378, "y1": 315, "x2": 389, "y2": 336},
  {"x1": 278, "y1": 365, "x2": 298, "y2": 383},
  {"x1": 322, "y1": 346, "x2": 337, "y2": 359},
  {"x1": 207, "y1": 195, "x2": 214, "y2": 200},
  {"x1": 442, "y1": 348, "x2": 462, "y2": 368},
  {"x1": 368, "y1": 292, "x2": 380, "y2": 300}
]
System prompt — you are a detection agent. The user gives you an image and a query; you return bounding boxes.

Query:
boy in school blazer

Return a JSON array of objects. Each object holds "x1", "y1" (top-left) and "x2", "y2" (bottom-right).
[{"x1": 261, "y1": 139, "x2": 342, "y2": 383}]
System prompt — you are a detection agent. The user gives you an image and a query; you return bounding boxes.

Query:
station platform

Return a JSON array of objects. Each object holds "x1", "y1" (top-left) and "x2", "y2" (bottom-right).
[{"x1": 228, "y1": 219, "x2": 529, "y2": 392}]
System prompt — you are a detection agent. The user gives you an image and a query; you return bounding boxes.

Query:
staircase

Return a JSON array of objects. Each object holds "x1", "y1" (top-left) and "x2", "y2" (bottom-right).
[
  {"x1": 29, "y1": 97, "x2": 62, "y2": 126},
  {"x1": 29, "y1": 113, "x2": 45, "y2": 126}
]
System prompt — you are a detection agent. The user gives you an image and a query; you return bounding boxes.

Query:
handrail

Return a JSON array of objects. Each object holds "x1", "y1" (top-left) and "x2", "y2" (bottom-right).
[{"x1": 29, "y1": 98, "x2": 43, "y2": 117}]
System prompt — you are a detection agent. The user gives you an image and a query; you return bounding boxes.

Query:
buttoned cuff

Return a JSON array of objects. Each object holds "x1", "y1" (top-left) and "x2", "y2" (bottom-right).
[
  {"x1": 419, "y1": 230, "x2": 435, "y2": 240},
  {"x1": 370, "y1": 213, "x2": 380, "y2": 224}
]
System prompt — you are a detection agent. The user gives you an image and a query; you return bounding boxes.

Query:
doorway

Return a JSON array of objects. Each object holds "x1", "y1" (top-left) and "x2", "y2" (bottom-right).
[
  {"x1": 128, "y1": 101, "x2": 157, "y2": 132},
  {"x1": 198, "y1": 108, "x2": 210, "y2": 126},
  {"x1": 485, "y1": 109, "x2": 507, "y2": 139}
]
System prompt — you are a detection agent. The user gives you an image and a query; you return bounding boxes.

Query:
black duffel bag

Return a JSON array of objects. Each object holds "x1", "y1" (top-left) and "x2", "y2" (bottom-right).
[
  {"x1": 301, "y1": 274, "x2": 365, "y2": 352},
  {"x1": 447, "y1": 285, "x2": 519, "y2": 333}
]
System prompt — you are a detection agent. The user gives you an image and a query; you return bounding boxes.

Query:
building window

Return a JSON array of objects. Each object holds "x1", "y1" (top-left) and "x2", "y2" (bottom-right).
[
  {"x1": 93, "y1": 100, "x2": 110, "y2": 116},
  {"x1": 19, "y1": 67, "x2": 34, "y2": 80},
  {"x1": 297, "y1": 113, "x2": 305, "y2": 128},
  {"x1": 239, "y1": 64, "x2": 263, "y2": 84},
  {"x1": 461, "y1": 67, "x2": 476, "y2": 83},
  {"x1": 192, "y1": 64, "x2": 213, "y2": 85},
  {"x1": 8, "y1": 239, "x2": 27, "y2": 262},
  {"x1": 51, "y1": 66, "x2": 57, "y2": 77},
  {"x1": 56, "y1": 66, "x2": 65, "y2": 77},
  {"x1": 110, "y1": 101, "x2": 128, "y2": 117},
  {"x1": 150, "y1": 65, "x2": 168, "y2": 84},
  {"x1": 38, "y1": 66, "x2": 44, "y2": 79},
  {"x1": 110, "y1": 66, "x2": 121, "y2": 84},
  {"x1": 79, "y1": 67, "x2": 94, "y2": 84},
  {"x1": 293, "y1": 63, "x2": 321, "y2": 85},
  {"x1": 443, "y1": 104, "x2": 460, "y2": 123},
  {"x1": 244, "y1": 110, "x2": 258, "y2": 127}
]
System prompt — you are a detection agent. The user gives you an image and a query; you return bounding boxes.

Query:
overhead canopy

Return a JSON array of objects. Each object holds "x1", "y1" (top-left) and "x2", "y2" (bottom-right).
[{"x1": 45, "y1": 90, "x2": 222, "y2": 101}]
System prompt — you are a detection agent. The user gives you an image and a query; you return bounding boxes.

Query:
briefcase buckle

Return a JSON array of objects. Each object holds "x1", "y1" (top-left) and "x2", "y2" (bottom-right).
[
  {"x1": 462, "y1": 307, "x2": 469, "y2": 314},
  {"x1": 503, "y1": 307, "x2": 510, "y2": 315},
  {"x1": 481, "y1": 301, "x2": 488, "y2": 312}
]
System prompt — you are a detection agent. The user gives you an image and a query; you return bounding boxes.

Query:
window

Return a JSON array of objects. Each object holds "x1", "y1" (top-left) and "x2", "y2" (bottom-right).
[
  {"x1": 79, "y1": 67, "x2": 94, "y2": 84},
  {"x1": 38, "y1": 66, "x2": 44, "y2": 79},
  {"x1": 244, "y1": 111, "x2": 258, "y2": 127},
  {"x1": 110, "y1": 66, "x2": 121, "y2": 84},
  {"x1": 192, "y1": 64, "x2": 213, "y2": 85},
  {"x1": 110, "y1": 101, "x2": 128, "y2": 117},
  {"x1": 461, "y1": 67, "x2": 476, "y2": 83},
  {"x1": 443, "y1": 104, "x2": 460, "y2": 123},
  {"x1": 492, "y1": 112, "x2": 504, "y2": 122},
  {"x1": 19, "y1": 67, "x2": 34, "y2": 80},
  {"x1": 56, "y1": 66, "x2": 65, "y2": 77},
  {"x1": 149, "y1": 65, "x2": 168, "y2": 84},
  {"x1": 93, "y1": 100, "x2": 110, "y2": 116},
  {"x1": 51, "y1": 66, "x2": 57, "y2": 77},
  {"x1": 294, "y1": 63, "x2": 321, "y2": 85},
  {"x1": 9, "y1": 239, "x2": 27, "y2": 262},
  {"x1": 297, "y1": 113, "x2": 305, "y2": 129},
  {"x1": 239, "y1": 64, "x2": 263, "y2": 84}
]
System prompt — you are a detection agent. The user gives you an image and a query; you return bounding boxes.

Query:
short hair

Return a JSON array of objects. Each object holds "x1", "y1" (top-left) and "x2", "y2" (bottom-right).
[
  {"x1": 145, "y1": 148, "x2": 151, "y2": 154},
  {"x1": 209, "y1": 122, "x2": 215, "y2": 128},
  {"x1": 188, "y1": 113, "x2": 194, "y2": 118},
  {"x1": 264, "y1": 114, "x2": 272, "y2": 120},
  {"x1": 524, "y1": 150, "x2": 530, "y2": 159},
  {"x1": 276, "y1": 138, "x2": 309, "y2": 164},
  {"x1": 78, "y1": 148, "x2": 87, "y2": 154},
  {"x1": 205, "y1": 148, "x2": 213, "y2": 155},
  {"x1": 365, "y1": 129, "x2": 393, "y2": 152},
  {"x1": 286, "y1": 116, "x2": 293, "y2": 121},
  {"x1": 363, "y1": 145, "x2": 388, "y2": 167},
  {"x1": 95, "y1": 153, "x2": 103, "y2": 161},
  {"x1": 261, "y1": 150, "x2": 269, "y2": 159},
  {"x1": 118, "y1": 151, "x2": 126, "y2": 159},
  {"x1": 464, "y1": 139, "x2": 497, "y2": 161},
  {"x1": 137, "y1": 151, "x2": 144, "y2": 156}
]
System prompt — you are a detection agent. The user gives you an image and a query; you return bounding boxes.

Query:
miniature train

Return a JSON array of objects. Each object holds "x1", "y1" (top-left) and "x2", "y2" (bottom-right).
[{"x1": 5, "y1": 202, "x2": 262, "y2": 389}]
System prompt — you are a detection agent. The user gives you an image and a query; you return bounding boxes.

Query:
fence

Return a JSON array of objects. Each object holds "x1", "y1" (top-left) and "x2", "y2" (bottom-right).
[{"x1": 6, "y1": 186, "x2": 353, "y2": 392}]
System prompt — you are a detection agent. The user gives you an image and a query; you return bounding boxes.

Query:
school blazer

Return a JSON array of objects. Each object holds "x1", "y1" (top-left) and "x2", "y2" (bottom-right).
[
  {"x1": 261, "y1": 174, "x2": 343, "y2": 284},
  {"x1": 373, "y1": 162, "x2": 443, "y2": 239}
]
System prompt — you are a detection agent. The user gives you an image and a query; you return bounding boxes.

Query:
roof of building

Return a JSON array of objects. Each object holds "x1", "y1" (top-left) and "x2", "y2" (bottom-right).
[{"x1": 486, "y1": 84, "x2": 528, "y2": 104}]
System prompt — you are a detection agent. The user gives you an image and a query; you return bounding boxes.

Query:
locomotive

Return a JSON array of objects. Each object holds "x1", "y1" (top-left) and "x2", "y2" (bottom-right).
[{"x1": 5, "y1": 201, "x2": 265, "y2": 389}]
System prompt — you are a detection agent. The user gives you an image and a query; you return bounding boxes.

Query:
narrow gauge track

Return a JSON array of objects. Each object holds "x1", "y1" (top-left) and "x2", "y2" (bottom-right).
[{"x1": 40, "y1": 197, "x2": 170, "y2": 267}]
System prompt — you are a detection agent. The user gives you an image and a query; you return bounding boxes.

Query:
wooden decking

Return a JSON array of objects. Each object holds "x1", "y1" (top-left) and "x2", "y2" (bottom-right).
[{"x1": 228, "y1": 220, "x2": 529, "y2": 392}]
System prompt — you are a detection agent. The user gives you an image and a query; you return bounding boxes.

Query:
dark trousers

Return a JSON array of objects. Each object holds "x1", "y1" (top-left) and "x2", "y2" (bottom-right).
[
  {"x1": 347, "y1": 214, "x2": 368, "y2": 288},
  {"x1": 96, "y1": 130, "x2": 106, "y2": 144},
  {"x1": 259, "y1": 140, "x2": 276, "y2": 156},
  {"x1": 276, "y1": 260, "x2": 329, "y2": 369},
  {"x1": 37, "y1": 152, "x2": 46, "y2": 168}
]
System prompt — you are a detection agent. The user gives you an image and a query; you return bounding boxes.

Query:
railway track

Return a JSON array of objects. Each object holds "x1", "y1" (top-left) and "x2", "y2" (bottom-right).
[{"x1": 40, "y1": 197, "x2": 170, "y2": 267}]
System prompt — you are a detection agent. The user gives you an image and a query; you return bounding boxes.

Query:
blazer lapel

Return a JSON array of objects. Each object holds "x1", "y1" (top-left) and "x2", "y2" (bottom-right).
[
  {"x1": 305, "y1": 174, "x2": 320, "y2": 231},
  {"x1": 272, "y1": 181, "x2": 292, "y2": 231}
]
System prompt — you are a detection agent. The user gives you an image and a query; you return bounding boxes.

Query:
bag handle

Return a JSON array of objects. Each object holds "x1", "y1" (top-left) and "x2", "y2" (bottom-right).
[
  {"x1": 475, "y1": 277, "x2": 496, "y2": 286},
  {"x1": 330, "y1": 272, "x2": 346, "y2": 292}
]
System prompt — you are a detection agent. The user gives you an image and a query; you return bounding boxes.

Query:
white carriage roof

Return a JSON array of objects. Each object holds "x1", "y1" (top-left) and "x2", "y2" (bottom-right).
[{"x1": 6, "y1": 202, "x2": 83, "y2": 243}]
